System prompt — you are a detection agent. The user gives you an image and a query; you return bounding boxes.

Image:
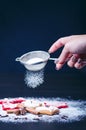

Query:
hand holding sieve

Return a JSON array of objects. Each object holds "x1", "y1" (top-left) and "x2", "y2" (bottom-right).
[
  {"x1": 16, "y1": 51, "x2": 51, "y2": 71},
  {"x1": 15, "y1": 50, "x2": 86, "y2": 71}
]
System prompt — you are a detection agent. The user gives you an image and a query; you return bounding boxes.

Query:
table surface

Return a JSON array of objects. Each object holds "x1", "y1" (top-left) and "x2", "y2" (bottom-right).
[{"x1": 0, "y1": 72, "x2": 86, "y2": 130}]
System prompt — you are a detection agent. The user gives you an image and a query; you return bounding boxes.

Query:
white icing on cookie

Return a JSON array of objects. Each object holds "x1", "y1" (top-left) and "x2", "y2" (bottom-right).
[
  {"x1": 36, "y1": 106, "x2": 58, "y2": 112},
  {"x1": 23, "y1": 100, "x2": 41, "y2": 108}
]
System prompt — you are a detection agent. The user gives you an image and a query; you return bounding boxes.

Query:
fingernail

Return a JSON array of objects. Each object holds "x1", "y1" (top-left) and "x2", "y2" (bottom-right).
[
  {"x1": 56, "y1": 64, "x2": 62, "y2": 70},
  {"x1": 48, "y1": 48, "x2": 53, "y2": 53}
]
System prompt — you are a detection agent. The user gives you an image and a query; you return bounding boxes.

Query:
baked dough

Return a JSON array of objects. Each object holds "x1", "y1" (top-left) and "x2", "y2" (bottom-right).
[{"x1": 35, "y1": 106, "x2": 59, "y2": 115}]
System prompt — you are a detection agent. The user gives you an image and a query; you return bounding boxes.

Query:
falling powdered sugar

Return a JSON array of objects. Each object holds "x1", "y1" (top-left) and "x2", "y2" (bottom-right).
[{"x1": 24, "y1": 69, "x2": 44, "y2": 88}]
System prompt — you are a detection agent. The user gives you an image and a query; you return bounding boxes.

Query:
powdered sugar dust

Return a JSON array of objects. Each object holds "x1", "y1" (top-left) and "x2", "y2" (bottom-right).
[
  {"x1": 0, "y1": 97, "x2": 86, "y2": 123},
  {"x1": 24, "y1": 69, "x2": 44, "y2": 88}
]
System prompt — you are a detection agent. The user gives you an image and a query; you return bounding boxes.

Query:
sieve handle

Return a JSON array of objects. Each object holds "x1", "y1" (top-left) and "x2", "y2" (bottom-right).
[{"x1": 49, "y1": 58, "x2": 58, "y2": 61}]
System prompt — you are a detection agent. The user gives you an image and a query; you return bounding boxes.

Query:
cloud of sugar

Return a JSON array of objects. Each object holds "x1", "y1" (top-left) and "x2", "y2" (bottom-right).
[{"x1": 24, "y1": 69, "x2": 44, "y2": 88}]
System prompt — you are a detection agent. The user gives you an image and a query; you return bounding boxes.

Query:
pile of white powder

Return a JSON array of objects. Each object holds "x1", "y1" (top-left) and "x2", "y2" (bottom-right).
[
  {"x1": 0, "y1": 97, "x2": 86, "y2": 123},
  {"x1": 24, "y1": 69, "x2": 44, "y2": 88}
]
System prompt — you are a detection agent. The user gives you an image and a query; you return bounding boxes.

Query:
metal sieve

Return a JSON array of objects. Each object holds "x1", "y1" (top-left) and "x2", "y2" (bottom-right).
[
  {"x1": 15, "y1": 50, "x2": 86, "y2": 71},
  {"x1": 15, "y1": 51, "x2": 54, "y2": 71}
]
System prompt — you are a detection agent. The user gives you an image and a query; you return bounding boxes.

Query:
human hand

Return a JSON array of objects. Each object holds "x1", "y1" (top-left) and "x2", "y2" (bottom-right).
[{"x1": 49, "y1": 35, "x2": 86, "y2": 70}]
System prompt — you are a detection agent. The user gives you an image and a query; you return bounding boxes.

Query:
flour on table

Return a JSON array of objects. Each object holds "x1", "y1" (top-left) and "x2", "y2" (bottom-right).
[{"x1": 0, "y1": 97, "x2": 86, "y2": 123}]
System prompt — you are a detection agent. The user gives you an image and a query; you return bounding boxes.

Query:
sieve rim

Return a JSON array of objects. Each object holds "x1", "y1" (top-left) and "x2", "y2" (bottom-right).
[{"x1": 16, "y1": 50, "x2": 50, "y2": 65}]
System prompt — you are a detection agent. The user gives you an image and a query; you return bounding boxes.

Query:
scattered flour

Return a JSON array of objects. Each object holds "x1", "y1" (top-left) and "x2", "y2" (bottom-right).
[
  {"x1": 0, "y1": 97, "x2": 86, "y2": 123},
  {"x1": 24, "y1": 70, "x2": 44, "y2": 88}
]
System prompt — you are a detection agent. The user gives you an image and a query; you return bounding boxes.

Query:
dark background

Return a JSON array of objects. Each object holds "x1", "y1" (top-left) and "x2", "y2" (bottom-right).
[
  {"x1": 0, "y1": 0, "x2": 86, "y2": 130},
  {"x1": 0, "y1": 0, "x2": 86, "y2": 73},
  {"x1": 0, "y1": 0, "x2": 86, "y2": 96}
]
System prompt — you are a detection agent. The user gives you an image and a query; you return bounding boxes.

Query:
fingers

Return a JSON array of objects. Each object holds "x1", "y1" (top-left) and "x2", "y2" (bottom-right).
[
  {"x1": 49, "y1": 35, "x2": 86, "y2": 70},
  {"x1": 74, "y1": 62, "x2": 86, "y2": 69},
  {"x1": 67, "y1": 55, "x2": 79, "y2": 68},
  {"x1": 68, "y1": 56, "x2": 86, "y2": 69},
  {"x1": 75, "y1": 63, "x2": 86, "y2": 69},
  {"x1": 55, "y1": 45, "x2": 70, "y2": 70},
  {"x1": 55, "y1": 54, "x2": 86, "y2": 70}
]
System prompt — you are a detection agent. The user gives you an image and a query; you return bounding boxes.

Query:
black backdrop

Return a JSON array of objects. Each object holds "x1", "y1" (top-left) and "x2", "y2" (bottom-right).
[
  {"x1": 0, "y1": 0, "x2": 86, "y2": 98},
  {"x1": 0, "y1": 0, "x2": 86, "y2": 73}
]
